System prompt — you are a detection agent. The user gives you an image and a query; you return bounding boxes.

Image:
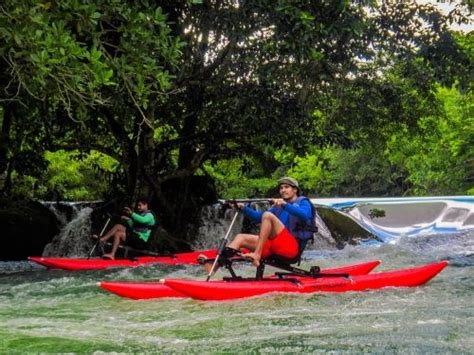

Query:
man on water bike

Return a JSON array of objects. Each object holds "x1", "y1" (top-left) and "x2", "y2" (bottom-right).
[
  {"x1": 201, "y1": 177, "x2": 315, "y2": 270},
  {"x1": 95, "y1": 198, "x2": 156, "y2": 260}
]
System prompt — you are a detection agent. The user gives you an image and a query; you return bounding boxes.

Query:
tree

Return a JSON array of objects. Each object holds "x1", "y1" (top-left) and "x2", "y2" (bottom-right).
[
  {"x1": 1, "y1": 1, "x2": 471, "y2": 243},
  {"x1": 0, "y1": 1, "x2": 182, "y2": 196}
]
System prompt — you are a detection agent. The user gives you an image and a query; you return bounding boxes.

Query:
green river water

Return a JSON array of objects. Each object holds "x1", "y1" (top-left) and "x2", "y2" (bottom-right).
[{"x1": 1, "y1": 233, "x2": 473, "y2": 353}]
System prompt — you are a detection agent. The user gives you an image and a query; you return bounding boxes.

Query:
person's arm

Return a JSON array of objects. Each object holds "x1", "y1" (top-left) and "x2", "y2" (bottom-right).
[
  {"x1": 131, "y1": 212, "x2": 155, "y2": 226},
  {"x1": 242, "y1": 205, "x2": 278, "y2": 222},
  {"x1": 242, "y1": 206, "x2": 262, "y2": 222},
  {"x1": 283, "y1": 199, "x2": 312, "y2": 221}
]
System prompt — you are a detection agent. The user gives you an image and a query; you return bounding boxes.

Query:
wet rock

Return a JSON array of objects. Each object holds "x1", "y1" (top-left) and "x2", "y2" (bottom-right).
[
  {"x1": 316, "y1": 205, "x2": 379, "y2": 247},
  {"x1": 159, "y1": 175, "x2": 218, "y2": 251},
  {"x1": 0, "y1": 199, "x2": 60, "y2": 260}
]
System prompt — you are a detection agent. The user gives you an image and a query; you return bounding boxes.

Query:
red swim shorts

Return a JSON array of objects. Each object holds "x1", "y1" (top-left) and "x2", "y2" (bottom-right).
[{"x1": 261, "y1": 227, "x2": 299, "y2": 259}]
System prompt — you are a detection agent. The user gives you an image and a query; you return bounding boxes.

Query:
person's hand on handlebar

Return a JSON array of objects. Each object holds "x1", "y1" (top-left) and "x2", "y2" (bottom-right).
[
  {"x1": 228, "y1": 201, "x2": 244, "y2": 210},
  {"x1": 121, "y1": 207, "x2": 133, "y2": 219}
]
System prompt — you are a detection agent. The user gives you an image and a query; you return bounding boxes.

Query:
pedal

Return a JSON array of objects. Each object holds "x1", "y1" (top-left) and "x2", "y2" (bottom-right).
[
  {"x1": 222, "y1": 247, "x2": 241, "y2": 258},
  {"x1": 98, "y1": 242, "x2": 106, "y2": 255}
]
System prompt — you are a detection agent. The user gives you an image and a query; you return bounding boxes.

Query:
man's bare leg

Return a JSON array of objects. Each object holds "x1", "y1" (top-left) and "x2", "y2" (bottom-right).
[
  {"x1": 243, "y1": 212, "x2": 284, "y2": 267},
  {"x1": 228, "y1": 233, "x2": 259, "y2": 251},
  {"x1": 102, "y1": 229, "x2": 126, "y2": 260},
  {"x1": 198, "y1": 233, "x2": 259, "y2": 273},
  {"x1": 99, "y1": 224, "x2": 125, "y2": 243}
]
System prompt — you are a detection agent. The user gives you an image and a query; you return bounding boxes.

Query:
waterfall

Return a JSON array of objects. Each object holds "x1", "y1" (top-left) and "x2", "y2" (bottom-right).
[
  {"x1": 320, "y1": 196, "x2": 474, "y2": 242},
  {"x1": 46, "y1": 203, "x2": 78, "y2": 228},
  {"x1": 192, "y1": 205, "x2": 244, "y2": 250},
  {"x1": 36, "y1": 197, "x2": 473, "y2": 257},
  {"x1": 42, "y1": 207, "x2": 94, "y2": 257},
  {"x1": 39, "y1": 201, "x2": 339, "y2": 257}
]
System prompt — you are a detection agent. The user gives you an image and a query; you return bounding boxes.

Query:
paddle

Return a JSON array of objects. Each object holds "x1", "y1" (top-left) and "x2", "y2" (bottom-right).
[
  {"x1": 87, "y1": 216, "x2": 111, "y2": 259},
  {"x1": 206, "y1": 209, "x2": 240, "y2": 281},
  {"x1": 219, "y1": 198, "x2": 272, "y2": 205}
]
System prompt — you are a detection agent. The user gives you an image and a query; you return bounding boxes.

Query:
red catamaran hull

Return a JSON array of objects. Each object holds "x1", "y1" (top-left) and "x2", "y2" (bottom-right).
[
  {"x1": 28, "y1": 249, "x2": 217, "y2": 270},
  {"x1": 161, "y1": 261, "x2": 448, "y2": 301},
  {"x1": 99, "y1": 260, "x2": 382, "y2": 299}
]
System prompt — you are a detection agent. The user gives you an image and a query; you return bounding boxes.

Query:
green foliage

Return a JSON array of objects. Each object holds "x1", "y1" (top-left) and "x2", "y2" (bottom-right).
[
  {"x1": 0, "y1": 1, "x2": 183, "y2": 113},
  {"x1": 10, "y1": 150, "x2": 120, "y2": 201},
  {"x1": 43, "y1": 150, "x2": 120, "y2": 200},
  {"x1": 287, "y1": 150, "x2": 325, "y2": 194},
  {"x1": 281, "y1": 145, "x2": 408, "y2": 197},
  {"x1": 386, "y1": 85, "x2": 473, "y2": 195},
  {"x1": 203, "y1": 159, "x2": 274, "y2": 199},
  {"x1": 263, "y1": 83, "x2": 472, "y2": 198},
  {"x1": 1, "y1": 1, "x2": 472, "y2": 207},
  {"x1": 0, "y1": 0, "x2": 183, "y2": 200}
]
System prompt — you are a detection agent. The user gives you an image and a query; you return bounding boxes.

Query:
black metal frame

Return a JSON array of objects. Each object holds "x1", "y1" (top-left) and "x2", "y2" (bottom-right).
[{"x1": 200, "y1": 247, "x2": 350, "y2": 281}]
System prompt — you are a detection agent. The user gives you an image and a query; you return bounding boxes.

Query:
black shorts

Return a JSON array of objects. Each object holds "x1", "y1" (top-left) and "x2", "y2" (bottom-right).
[{"x1": 124, "y1": 231, "x2": 148, "y2": 250}]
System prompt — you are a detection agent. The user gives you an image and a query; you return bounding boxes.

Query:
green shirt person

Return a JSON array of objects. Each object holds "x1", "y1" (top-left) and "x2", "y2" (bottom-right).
[
  {"x1": 96, "y1": 198, "x2": 156, "y2": 260},
  {"x1": 123, "y1": 205, "x2": 156, "y2": 243}
]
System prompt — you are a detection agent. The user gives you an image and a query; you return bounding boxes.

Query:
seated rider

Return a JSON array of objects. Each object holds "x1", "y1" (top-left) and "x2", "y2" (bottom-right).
[
  {"x1": 201, "y1": 177, "x2": 314, "y2": 271},
  {"x1": 96, "y1": 198, "x2": 156, "y2": 260}
]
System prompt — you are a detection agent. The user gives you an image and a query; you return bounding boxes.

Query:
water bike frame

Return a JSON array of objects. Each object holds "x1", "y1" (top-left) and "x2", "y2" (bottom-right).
[{"x1": 200, "y1": 247, "x2": 351, "y2": 282}]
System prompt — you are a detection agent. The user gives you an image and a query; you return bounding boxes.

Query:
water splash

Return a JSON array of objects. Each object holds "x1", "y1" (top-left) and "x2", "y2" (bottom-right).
[
  {"x1": 42, "y1": 207, "x2": 94, "y2": 257},
  {"x1": 1, "y1": 231, "x2": 472, "y2": 353},
  {"x1": 192, "y1": 205, "x2": 244, "y2": 250},
  {"x1": 47, "y1": 205, "x2": 71, "y2": 228}
]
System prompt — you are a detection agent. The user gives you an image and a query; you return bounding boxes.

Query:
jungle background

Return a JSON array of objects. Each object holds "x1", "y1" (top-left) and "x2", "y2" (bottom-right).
[{"x1": 0, "y1": 0, "x2": 472, "y2": 256}]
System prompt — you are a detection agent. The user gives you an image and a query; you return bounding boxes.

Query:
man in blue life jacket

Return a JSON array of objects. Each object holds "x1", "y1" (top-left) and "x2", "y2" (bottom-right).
[
  {"x1": 201, "y1": 177, "x2": 314, "y2": 271},
  {"x1": 95, "y1": 198, "x2": 156, "y2": 260}
]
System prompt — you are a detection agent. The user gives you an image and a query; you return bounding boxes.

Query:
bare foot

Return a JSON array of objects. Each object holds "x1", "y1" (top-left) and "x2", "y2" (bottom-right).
[
  {"x1": 243, "y1": 252, "x2": 261, "y2": 267},
  {"x1": 197, "y1": 254, "x2": 213, "y2": 273},
  {"x1": 102, "y1": 254, "x2": 114, "y2": 260}
]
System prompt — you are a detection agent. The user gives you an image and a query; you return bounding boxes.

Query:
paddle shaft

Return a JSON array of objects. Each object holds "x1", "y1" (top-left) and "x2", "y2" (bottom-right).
[
  {"x1": 206, "y1": 210, "x2": 240, "y2": 281},
  {"x1": 87, "y1": 217, "x2": 111, "y2": 259},
  {"x1": 219, "y1": 198, "x2": 272, "y2": 204}
]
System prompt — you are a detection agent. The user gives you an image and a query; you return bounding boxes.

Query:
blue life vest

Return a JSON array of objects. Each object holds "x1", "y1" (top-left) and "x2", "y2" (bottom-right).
[{"x1": 276, "y1": 197, "x2": 318, "y2": 252}]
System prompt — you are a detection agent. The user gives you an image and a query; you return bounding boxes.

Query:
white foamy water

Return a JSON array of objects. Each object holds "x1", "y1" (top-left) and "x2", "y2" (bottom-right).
[
  {"x1": 1, "y1": 198, "x2": 473, "y2": 352},
  {"x1": 42, "y1": 207, "x2": 93, "y2": 257},
  {"x1": 1, "y1": 232, "x2": 473, "y2": 353}
]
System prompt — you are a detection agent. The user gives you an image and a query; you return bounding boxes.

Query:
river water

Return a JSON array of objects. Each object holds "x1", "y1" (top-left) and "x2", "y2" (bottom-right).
[{"x1": 1, "y1": 232, "x2": 473, "y2": 353}]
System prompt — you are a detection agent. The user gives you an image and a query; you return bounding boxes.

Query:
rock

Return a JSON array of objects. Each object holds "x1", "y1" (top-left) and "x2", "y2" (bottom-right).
[
  {"x1": 0, "y1": 199, "x2": 60, "y2": 260},
  {"x1": 316, "y1": 205, "x2": 379, "y2": 247}
]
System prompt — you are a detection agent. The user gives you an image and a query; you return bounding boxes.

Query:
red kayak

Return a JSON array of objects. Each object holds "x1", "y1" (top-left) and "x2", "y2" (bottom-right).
[
  {"x1": 99, "y1": 260, "x2": 381, "y2": 299},
  {"x1": 28, "y1": 249, "x2": 217, "y2": 271},
  {"x1": 161, "y1": 261, "x2": 448, "y2": 301}
]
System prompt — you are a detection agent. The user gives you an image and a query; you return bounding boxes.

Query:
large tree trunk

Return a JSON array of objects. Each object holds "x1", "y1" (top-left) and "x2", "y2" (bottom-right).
[
  {"x1": 100, "y1": 107, "x2": 139, "y2": 200},
  {"x1": 0, "y1": 104, "x2": 13, "y2": 193}
]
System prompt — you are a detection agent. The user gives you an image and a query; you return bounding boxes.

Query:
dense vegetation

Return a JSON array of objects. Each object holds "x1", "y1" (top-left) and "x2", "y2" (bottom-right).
[{"x1": 0, "y1": 1, "x2": 472, "y2": 210}]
